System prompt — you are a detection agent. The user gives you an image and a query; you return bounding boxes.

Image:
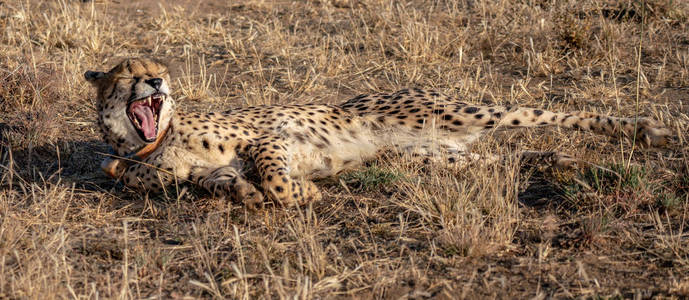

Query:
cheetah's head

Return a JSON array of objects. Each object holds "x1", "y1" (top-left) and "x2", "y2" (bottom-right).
[{"x1": 85, "y1": 58, "x2": 175, "y2": 156}]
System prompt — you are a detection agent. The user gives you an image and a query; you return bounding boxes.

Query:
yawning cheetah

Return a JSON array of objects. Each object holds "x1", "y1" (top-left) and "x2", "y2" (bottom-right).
[{"x1": 85, "y1": 58, "x2": 672, "y2": 208}]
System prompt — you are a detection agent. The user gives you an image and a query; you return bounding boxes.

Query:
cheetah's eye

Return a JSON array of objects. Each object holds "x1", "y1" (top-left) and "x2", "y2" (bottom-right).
[
  {"x1": 114, "y1": 76, "x2": 135, "y2": 82},
  {"x1": 149, "y1": 69, "x2": 169, "y2": 77}
]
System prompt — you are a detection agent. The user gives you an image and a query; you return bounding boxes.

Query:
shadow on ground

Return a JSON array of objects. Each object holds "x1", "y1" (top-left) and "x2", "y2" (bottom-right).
[{"x1": 1, "y1": 121, "x2": 116, "y2": 192}]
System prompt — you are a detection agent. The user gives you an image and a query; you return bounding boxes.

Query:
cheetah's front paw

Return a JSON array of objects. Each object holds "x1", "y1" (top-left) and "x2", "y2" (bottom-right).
[
  {"x1": 236, "y1": 182, "x2": 264, "y2": 210},
  {"x1": 210, "y1": 180, "x2": 265, "y2": 210},
  {"x1": 263, "y1": 178, "x2": 322, "y2": 207},
  {"x1": 297, "y1": 180, "x2": 322, "y2": 205},
  {"x1": 101, "y1": 157, "x2": 128, "y2": 179}
]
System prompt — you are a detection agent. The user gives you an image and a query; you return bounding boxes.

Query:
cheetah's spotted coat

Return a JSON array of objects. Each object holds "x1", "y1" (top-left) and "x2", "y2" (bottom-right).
[{"x1": 85, "y1": 58, "x2": 672, "y2": 208}]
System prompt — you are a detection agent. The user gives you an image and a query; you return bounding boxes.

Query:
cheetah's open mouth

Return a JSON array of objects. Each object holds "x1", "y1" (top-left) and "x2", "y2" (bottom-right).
[{"x1": 127, "y1": 93, "x2": 163, "y2": 142}]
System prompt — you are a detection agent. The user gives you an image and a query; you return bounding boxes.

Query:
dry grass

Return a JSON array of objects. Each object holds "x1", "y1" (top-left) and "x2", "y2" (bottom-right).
[{"x1": 1, "y1": 0, "x2": 689, "y2": 298}]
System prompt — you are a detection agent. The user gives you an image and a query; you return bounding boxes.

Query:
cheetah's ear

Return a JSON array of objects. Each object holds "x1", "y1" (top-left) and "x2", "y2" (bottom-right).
[{"x1": 84, "y1": 71, "x2": 106, "y2": 83}]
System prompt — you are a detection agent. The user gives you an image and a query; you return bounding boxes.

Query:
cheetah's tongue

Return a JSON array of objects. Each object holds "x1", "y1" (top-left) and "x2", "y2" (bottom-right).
[{"x1": 132, "y1": 105, "x2": 157, "y2": 140}]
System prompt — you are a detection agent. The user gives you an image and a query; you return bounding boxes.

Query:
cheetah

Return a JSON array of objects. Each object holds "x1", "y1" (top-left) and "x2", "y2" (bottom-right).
[{"x1": 85, "y1": 58, "x2": 672, "y2": 208}]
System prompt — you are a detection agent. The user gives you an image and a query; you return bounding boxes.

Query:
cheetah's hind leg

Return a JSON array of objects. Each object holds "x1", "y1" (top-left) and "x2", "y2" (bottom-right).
[
  {"x1": 398, "y1": 143, "x2": 578, "y2": 171},
  {"x1": 393, "y1": 140, "x2": 500, "y2": 166}
]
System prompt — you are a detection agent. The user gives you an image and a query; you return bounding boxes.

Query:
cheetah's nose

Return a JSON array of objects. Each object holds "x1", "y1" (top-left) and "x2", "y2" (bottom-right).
[{"x1": 145, "y1": 78, "x2": 163, "y2": 90}]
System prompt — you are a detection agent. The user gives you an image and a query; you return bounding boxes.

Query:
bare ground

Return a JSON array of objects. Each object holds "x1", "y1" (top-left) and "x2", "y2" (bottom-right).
[{"x1": 1, "y1": 0, "x2": 689, "y2": 298}]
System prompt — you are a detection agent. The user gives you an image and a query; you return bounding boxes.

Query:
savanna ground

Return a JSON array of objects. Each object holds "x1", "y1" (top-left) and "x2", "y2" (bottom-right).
[{"x1": 1, "y1": 0, "x2": 689, "y2": 298}]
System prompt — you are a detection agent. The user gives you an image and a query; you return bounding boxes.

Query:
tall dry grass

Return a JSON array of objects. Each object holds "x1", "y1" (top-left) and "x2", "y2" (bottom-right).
[{"x1": 1, "y1": 0, "x2": 688, "y2": 298}]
